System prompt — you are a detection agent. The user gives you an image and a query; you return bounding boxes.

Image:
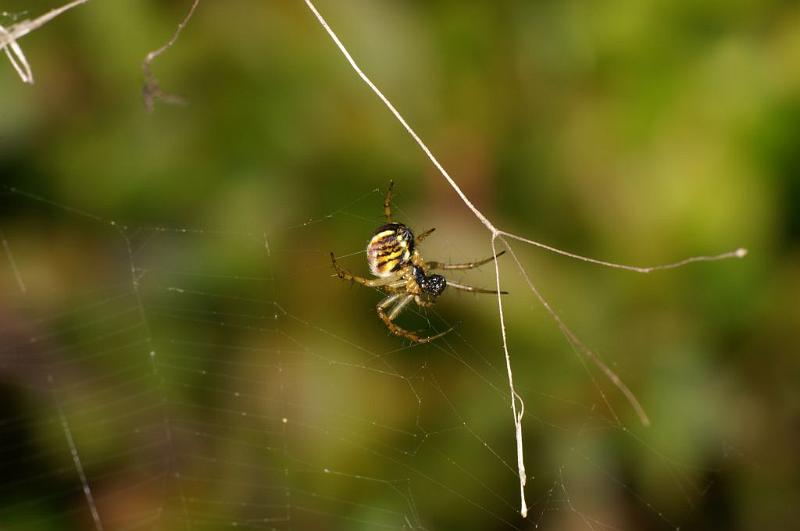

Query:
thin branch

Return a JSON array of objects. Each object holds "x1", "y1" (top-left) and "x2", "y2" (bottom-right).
[
  {"x1": 0, "y1": 0, "x2": 90, "y2": 84},
  {"x1": 501, "y1": 236, "x2": 649, "y2": 426},
  {"x1": 492, "y1": 236, "x2": 529, "y2": 517},
  {"x1": 303, "y1": 0, "x2": 528, "y2": 517},
  {"x1": 303, "y1": 0, "x2": 495, "y2": 232},
  {"x1": 142, "y1": 0, "x2": 201, "y2": 112},
  {"x1": 500, "y1": 231, "x2": 747, "y2": 273},
  {"x1": 302, "y1": 0, "x2": 747, "y2": 518}
]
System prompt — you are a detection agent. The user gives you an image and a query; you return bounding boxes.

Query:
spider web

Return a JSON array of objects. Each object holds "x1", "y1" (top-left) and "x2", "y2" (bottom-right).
[
  {"x1": 0, "y1": 2, "x2": 748, "y2": 530},
  {"x1": 0, "y1": 181, "x2": 741, "y2": 530}
]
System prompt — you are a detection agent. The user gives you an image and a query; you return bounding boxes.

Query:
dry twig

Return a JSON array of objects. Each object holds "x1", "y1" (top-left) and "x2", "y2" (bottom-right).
[
  {"x1": 0, "y1": 0, "x2": 89, "y2": 84},
  {"x1": 142, "y1": 0, "x2": 200, "y2": 112}
]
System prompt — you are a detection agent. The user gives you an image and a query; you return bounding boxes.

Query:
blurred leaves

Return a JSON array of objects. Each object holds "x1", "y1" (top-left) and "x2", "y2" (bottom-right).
[{"x1": 1, "y1": 1, "x2": 799, "y2": 530}]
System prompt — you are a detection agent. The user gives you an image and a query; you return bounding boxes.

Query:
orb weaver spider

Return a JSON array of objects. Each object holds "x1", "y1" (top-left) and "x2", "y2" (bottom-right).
[{"x1": 330, "y1": 180, "x2": 507, "y2": 343}]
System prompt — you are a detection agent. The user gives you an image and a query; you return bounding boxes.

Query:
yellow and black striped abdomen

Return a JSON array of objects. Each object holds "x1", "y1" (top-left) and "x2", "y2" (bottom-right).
[{"x1": 367, "y1": 223, "x2": 415, "y2": 277}]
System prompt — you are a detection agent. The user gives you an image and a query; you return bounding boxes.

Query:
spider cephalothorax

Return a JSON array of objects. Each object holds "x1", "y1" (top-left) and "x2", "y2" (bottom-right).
[
  {"x1": 330, "y1": 180, "x2": 507, "y2": 343},
  {"x1": 413, "y1": 266, "x2": 446, "y2": 298}
]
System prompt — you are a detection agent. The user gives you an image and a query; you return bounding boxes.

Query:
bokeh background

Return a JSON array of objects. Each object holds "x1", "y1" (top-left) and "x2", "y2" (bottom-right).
[{"x1": 1, "y1": 1, "x2": 798, "y2": 530}]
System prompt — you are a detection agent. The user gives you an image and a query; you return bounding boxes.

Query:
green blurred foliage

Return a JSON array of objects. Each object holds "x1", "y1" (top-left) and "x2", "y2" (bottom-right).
[{"x1": 1, "y1": 1, "x2": 798, "y2": 530}]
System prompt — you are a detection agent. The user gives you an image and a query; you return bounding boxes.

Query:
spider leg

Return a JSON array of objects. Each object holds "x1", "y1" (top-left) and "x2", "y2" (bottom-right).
[
  {"x1": 384, "y1": 179, "x2": 394, "y2": 222},
  {"x1": 426, "y1": 250, "x2": 506, "y2": 271},
  {"x1": 330, "y1": 252, "x2": 397, "y2": 287},
  {"x1": 447, "y1": 280, "x2": 508, "y2": 295},
  {"x1": 377, "y1": 294, "x2": 452, "y2": 343},
  {"x1": 414, "y1": 297, "x2": 435, "y2": 308},
  {"x1": 416, "y1": 227, "x2": 436, "y2": 242},
  {"x1": 378, "y1": 293, "x2": 402, "y2": 310},
  {"x1": 387, "y1": 294, "x2": 414, "y2": 320}
]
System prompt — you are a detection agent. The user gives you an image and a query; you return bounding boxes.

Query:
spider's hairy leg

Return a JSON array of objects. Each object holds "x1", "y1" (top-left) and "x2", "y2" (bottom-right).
[
  {"x1": 377, "y1": 296, "x2": 420, "y2": 341},
  {"x1": 378, "y1": 293, "x2": 402, "y2": 310},
  {"x1": 330, "y1": 252, "x2": 397, "y2": 287},
  {"x1": 388, "y1": 294, "x2": 414, "y2": 320},
  {"x1": 427, "y1": 250, "x2": 506, "y2": 271},
  {"x1": 376, "y1": 295, "x2": 452, "y2": 343},
  {"x1": 447, "y1": 280, "x2": 508, "y2": 295},
  {"x1": 414, "y1": 297, "x2": 435, "y2": 308},
  {"x1": 384, "y1": 179, "x2": 394, "y2": 222},
  {"x1": 416, "y1": 228, "x2": 435, "y2": 242}
]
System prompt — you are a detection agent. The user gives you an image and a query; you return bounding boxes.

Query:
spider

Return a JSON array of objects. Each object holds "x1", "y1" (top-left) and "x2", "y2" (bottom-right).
[{"x1": 330, "y1": 180, "x2": 507, "y2": 343}]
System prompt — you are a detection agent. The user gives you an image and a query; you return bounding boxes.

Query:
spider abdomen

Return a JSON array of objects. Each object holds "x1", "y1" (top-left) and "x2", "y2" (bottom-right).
[{"x1": 367, "y1": 223, "x2": 414, "y2": 277}]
